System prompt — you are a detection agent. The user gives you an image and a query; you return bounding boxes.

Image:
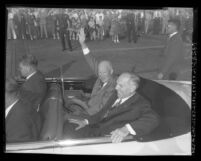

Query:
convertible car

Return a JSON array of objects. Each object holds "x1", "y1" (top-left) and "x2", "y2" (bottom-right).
[{"x1": 5, "y1": 76, "x2": 192, "y2": 155}]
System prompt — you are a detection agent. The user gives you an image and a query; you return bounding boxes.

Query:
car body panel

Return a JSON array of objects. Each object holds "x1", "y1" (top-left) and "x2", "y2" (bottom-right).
[{"x1": 6, "y1": 79, "x2": 192, "y2": 155}]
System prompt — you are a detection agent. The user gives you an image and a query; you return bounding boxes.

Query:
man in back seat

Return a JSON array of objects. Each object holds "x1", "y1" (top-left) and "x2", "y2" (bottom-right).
[
  {"x1": 64, "y1": 73, "x2": 159, "y2": 143},
  {"x1": 66, "y1": 28, "x2": 116, "y2": 115}
]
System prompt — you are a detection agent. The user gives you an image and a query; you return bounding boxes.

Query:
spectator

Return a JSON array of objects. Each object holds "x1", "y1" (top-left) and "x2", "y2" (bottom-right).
[
  {"x1": 144, "y1": 11, "x2": 152, "y2": 35},
  {"x1": 103, "y1": 11, "x2": 111, "y2": 38},
  {"x1": 110, "y1": 14, "x2": 121, "y2": 43},
  {"x1": 39, "y1": 8, "x2": 48, "y2": 39},
  {"x1": 88, "y1": 17, "x2": 96, "y2": 41},
  {"x1": 125, "y1": 11, "x2": 137, "y2": 43},
  {"x1": 7, "y1": 9, "x2": 17, "y2": 40}
]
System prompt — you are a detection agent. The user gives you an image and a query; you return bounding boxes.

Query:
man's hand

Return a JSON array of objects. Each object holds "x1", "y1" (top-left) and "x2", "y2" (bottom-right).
[
  {"x1": 110, "y1": 126, "x2": 130, "y2": 143},
  {"x1": 68, "y1": 118, "x2": 88, "y2": 130},
  {"x1": 78, "y1": 27, "x2": 86, "y2": 45},
  {"x1": 157, "y1": 73, "x2": 164, "y2": 80}
]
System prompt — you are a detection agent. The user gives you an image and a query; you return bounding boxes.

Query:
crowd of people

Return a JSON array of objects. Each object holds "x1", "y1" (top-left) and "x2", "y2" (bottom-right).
[{"x1": 7, "y1": 8, "x2": 193, "y2": 44}]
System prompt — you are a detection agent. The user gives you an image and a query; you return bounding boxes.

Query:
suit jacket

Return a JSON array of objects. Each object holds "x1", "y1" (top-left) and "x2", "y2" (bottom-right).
[
  {"x1": 83, "y1": 91, "x2": 159, "y2": 137},
  {"x1": 84, "y1": 53, "x2": 116, "y2": 115},
  {"x1": 6, "y1": 99, "x2": 41, "y2": 143},
  {"x1": 126, "y1": 13, "x2": 136, "y2": 30},
  {"x1": 19, "y1": 70, "x2": 47, "y2": 111},
  {"x1": 160, "y1": 33, "x2": 185, "y2": 78}
]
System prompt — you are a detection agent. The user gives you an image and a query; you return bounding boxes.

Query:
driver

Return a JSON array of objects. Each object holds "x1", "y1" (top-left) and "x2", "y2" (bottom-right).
[
  {"x1": 16, "y1": 54, "x2": 47, "y2": 121},
  {"x1": 65, "y1": 28, "x2": 116, "y2": 116},
  {"x1": 63, "y1": 72, "x2": 159, "y2": 143},
  {"x1": 5, "y1": 78, "x2": 41, "y2": 143}
]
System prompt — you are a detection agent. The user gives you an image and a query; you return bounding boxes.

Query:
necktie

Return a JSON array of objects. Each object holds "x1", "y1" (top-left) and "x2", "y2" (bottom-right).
[
  {"x1": 112, "y1": 99, "x2": 122, "y2": 108},
  {"x1": 103, "y1": 99, "x2": 122, "y2": 118}
]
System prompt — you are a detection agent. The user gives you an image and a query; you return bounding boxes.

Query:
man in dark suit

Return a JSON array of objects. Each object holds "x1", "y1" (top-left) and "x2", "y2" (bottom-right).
[
  {"x1": 66, "y1": 28, "x2": 116, "y2": 116},
  {"x1": 157, "y1": 19, "x2": 185, "y2": 80},
  {"x1": 57, "y1": 9, "x2": 72, "y2": 52},
  {"x1": 63, "y1": 73, "x2": 159, "y2": 143},
  {"x1": 17, "y1": 54, "x2": 47, "y2": 120},
  {"x1": 125, "y1": 11, "x2": 137, "y2": 43},
  {"x1": 5, "y1": 78, "x2": 41, "y2": 143}
]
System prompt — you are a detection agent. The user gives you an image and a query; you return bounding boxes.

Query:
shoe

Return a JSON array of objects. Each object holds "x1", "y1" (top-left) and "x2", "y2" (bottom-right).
[{"x1": 62, "y1": 48, "x2": 67, "y2": 51}]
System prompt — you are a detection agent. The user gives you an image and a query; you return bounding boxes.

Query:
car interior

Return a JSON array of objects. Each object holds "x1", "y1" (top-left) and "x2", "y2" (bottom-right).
[{"x1": 38, "y1": 75, "x2": 191, "y2": 143}]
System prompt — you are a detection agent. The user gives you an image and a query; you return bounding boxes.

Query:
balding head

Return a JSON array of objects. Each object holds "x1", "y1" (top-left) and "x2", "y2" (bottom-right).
[
  {"x1": 98, "y1": 60, "x2": 113, "y2": 83},
  {"x1": 18, "y1": 54, "x2": 38, "y2": 77},
  {"x1": 115, "y1": 72, "x2": 140, "y2": 99}
]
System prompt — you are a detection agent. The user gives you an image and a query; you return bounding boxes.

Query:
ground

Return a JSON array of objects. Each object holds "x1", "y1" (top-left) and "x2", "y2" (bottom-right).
[{"x1": 6, "y1": 35, "x2": 192, "y2": 81}]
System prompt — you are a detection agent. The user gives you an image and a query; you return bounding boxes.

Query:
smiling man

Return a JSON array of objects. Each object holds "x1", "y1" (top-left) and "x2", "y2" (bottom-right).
[
  {"x1": 63, "y1": 72, "x2": 159, "y2": 143},
  {"x1": 66, "y1": 28, "x2": 116, "y2": 116}
]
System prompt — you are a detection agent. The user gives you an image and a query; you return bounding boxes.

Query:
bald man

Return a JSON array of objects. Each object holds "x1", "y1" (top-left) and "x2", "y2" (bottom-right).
[
  {"x1": 64, "y1": 73, "x2": 159, "y2": 143},
  {"x1": 67, "y1": 28, "x2": 116, "y2": 116}
]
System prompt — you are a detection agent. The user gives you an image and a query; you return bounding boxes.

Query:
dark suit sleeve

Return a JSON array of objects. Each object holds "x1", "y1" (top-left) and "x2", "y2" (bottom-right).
[
  {"x1": 84, "y1": 53, "x2": 99, "y2": 77},
  {"x1": 6, "y1": 111, "x2": 36, "y2": 143},
  {"x1": 87, "y1": 92, "x2": 117, "y2": 124},
  {"x1": 129, "y1": 104, "x2": 159, "y2": 136},
  {"x1": 161, "y1": 35, "x2": 184, "y2": 75}
]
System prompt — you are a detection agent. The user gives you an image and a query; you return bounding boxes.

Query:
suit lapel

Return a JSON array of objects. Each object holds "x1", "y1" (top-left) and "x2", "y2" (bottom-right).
[{"x1": 108, "y1": 93, "x2": 140, "y2": 117}]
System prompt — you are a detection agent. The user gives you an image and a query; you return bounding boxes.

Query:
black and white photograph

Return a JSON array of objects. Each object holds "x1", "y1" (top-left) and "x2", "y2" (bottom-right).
[{"x1": 5, "y1": 6, "x2": 193, "y2": 155}]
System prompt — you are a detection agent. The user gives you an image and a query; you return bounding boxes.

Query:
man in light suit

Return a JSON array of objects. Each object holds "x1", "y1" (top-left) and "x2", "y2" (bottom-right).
[
  {"x1": 67, "y1": 28, "x2": 116, "y2": 116},
  {"x1": 63, "y1": 73, "x2": 159, "y2": 143},
  {"x1": 5, "y1": 78, "x2": 41, "y2": 143},
  {"x1": 157, "y1": 19, "x2": 186, "y2": 80},
  {"x1": 17, "y1": 54, "x2": 47, "y2": 121}
]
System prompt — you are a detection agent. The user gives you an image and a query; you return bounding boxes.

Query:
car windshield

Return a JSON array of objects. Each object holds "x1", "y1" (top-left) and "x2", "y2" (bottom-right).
[{"x1": 5, "y1": 7, "x2": 192, "y2": 147}]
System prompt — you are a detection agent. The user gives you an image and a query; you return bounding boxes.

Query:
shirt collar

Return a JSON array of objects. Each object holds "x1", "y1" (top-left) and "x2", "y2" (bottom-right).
[
  {"x1": 102, "y1": 82, "x2": 107, "y2": 88},
  {"x1": 169, "y1": 32, "x2": 178, "y2": 38},
  {"x1": 116, "y1": 93, "x2": 135, "y2": 105},
  {"x1": 5, "y1": 99, "x2": 19, "y2": 118},
  {"x1": 26, "y1": 71, "x2": 36, "y2": 80}
]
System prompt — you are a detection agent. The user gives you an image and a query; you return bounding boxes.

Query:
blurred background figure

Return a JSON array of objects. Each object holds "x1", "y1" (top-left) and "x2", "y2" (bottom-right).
[
  {"x1": 7, "y1": 8, "x2": 17, "y2": 40},
  {"x1": 125, "y1": 10, "x2": 137, "y2": 43},
  {"x1": 39, "y1": 8, "x2": 48, "y2": 39}
]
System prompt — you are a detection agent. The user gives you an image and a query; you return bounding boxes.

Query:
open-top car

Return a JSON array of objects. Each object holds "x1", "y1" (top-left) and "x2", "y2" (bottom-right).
[{"x1": 6, "y1": 75, "x2": 191, "y2": 155}]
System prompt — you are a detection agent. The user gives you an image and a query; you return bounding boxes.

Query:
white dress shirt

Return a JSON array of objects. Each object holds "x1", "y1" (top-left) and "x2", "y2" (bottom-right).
[
  {"x1": 5, "y1": 99, "x2": 18, "y2": 118},
  {"x1": 26, "y1": 71, "x2": 36, "y2": 80},
  {"x1": 169, "y1": 32, "x2": 178, "y2": 38}
]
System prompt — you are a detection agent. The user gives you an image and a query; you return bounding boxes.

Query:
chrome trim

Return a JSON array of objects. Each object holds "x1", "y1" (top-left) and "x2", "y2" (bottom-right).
[{"x1": 6, "y1": 136, "x2": 133, "y2": 152}]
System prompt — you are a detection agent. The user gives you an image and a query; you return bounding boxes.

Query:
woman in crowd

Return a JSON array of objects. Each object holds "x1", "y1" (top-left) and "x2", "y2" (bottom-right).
[
  {"x1": 88, "y1": 16, "x2": 96, "y2": 41},
  {"x1": 110, "y1": 14, "x2": 121, "y2": 43}
]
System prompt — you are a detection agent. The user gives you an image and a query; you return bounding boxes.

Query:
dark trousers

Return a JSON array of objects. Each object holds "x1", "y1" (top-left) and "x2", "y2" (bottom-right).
[
  {"x1": 59, "y1": 28, "x2": 72, "y2": 51},
  {"x1": 127, "y1": 27, "x2": 137, "y2": 43}
]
